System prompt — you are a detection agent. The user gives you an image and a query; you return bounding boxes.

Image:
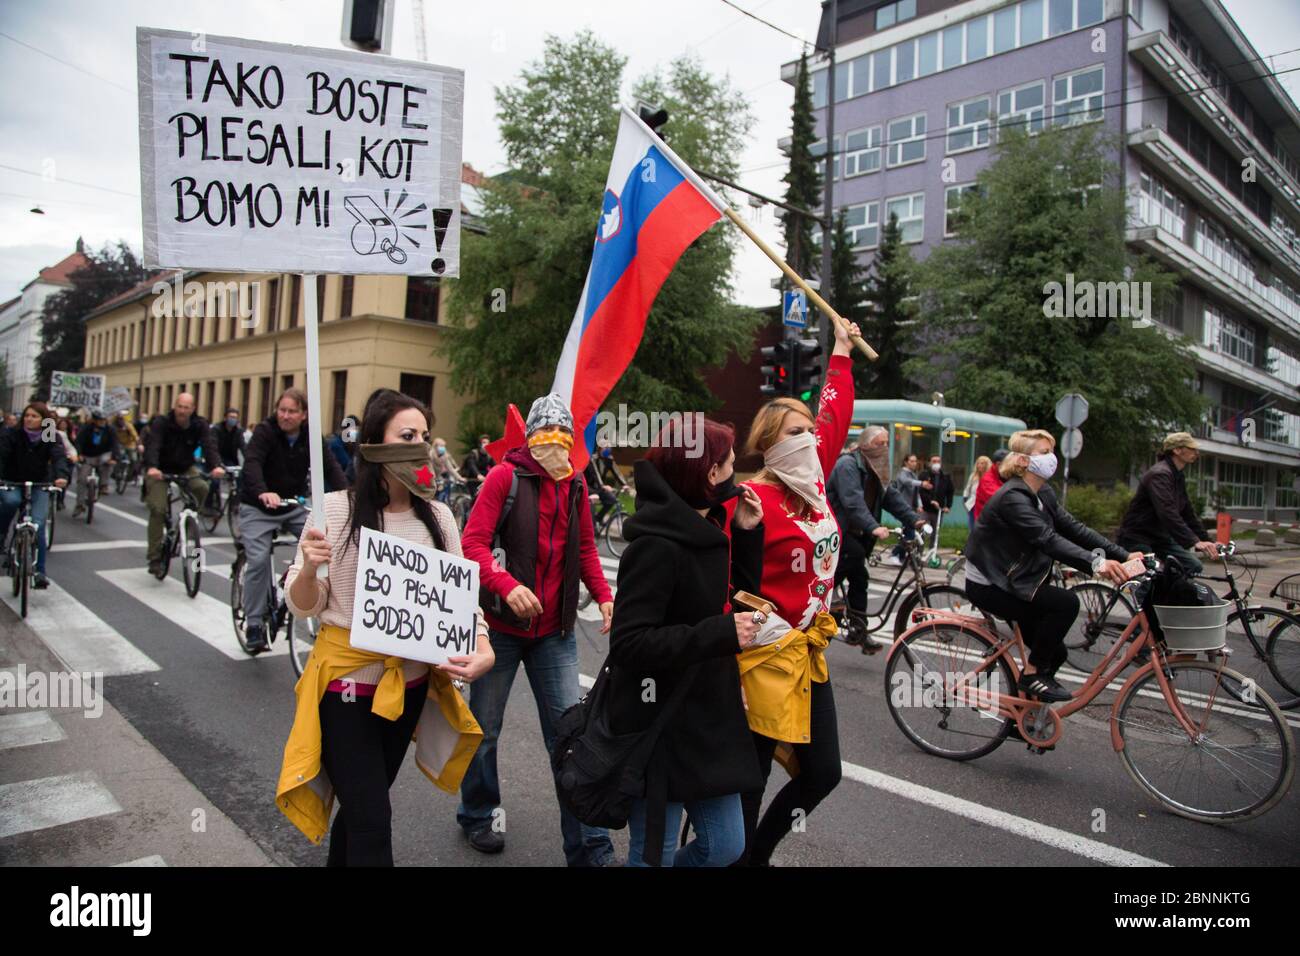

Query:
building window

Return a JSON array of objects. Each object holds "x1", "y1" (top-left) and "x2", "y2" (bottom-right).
[
  {"x1": 942, "y1": 24, "x2": 963, "y2": 70},
  {"x1": 886, "y1": 113, "x2": 926, "y2": 167},
  {"x1": 947, "y1": 96, "x2": 991, "y2": 153},
  {"x1": 315, "y1": 276, "x2": 327, "y2": 319},
  {"x1": 240, "y1": 379, "x2": 251, "y2": 423},
  {"x1": 1078, "y1": 0, "x2": 1104, "y2": 28},
  {"x1": 945, "y1": 184, "x2": 980, "y2": 237},
  {"x1": 290, "y1": 275, "x2": 302, "y2": 329},
  {"x1": 1158, "y1": 286, "x2": 1185, "y2": 332},
  {"x1": 399, "y1": 373, "x2": 434, "y2": 411},
  {"x1": 917, "y1": 32, "x2": 938, "y2": 76},
  {"x1": 406, "y1": 277, "x2": 441, "y2": 323},
  {"x1": 844, "y1": 126, "x2": 882, "y2": 176},
  {"x1": 258, "y1": 376, "x2": 271, "y2": 419},
  {"x1": 266, "y1": 277, "x2": 280, "y2": 332},
  {"x1": 886, "y1": 193, "x2": 925, "y2": 244},
  {"x1": 811, "y1": 137, "x2": 841, "y2": 180},
  {"x1": 1048, "y1": 0, "x2": 1073, "y2": 36},
  {"x1": 873, "y1": 48, "x2": 892, "y2": 91},
  {"x1": 994, "y1": 6, "x2": 1017, "y2": 53},
  {"x1": 1053, "y1": 65, "x2": 1104, "y2": 126},
  {"x1": 1020, "y1": 0, "x2": 1045, "y2": 44},
  {"x1": 875, "y1": 0, "x2": 915, "y2": 31},
  {"x1": 848, "y1": 52, "x2": 871, "y2": 97},
  {"x1": 1205, "y1": 303, "x2": 1256, "y2": 365},
  {"x1": 1276, "y1": 469, "x2": 1299, "y2": 509},
  {"x1": 1218, "y1": 461, "x2": 1264, "y2": 509},
  {"x1": 341, "y1": 276, "x2": 355, "y2": 318},
  {"x1": 998, "y1": 81, "x2": 1046, "y2": 135},
  {"x1": 331, "y1": 370, "x2": 348, "y2": 432},
  {"x1": 966, "y1": 15, "x2": 989, "y2": 61},
  {"x1": 895, "y1": 39, "x2": 915, "y2": 83},
  {"x1": 1268, "y1": 340, "x2": 1300, "y2": 387},
  {"x1": 812, "y1": 69, "x2": 827, "y2": 110},
  {"x1": 844, "y1": 202, "x2": 881, "y2": 249},
  {"x1": 1137, "y1": 168, "x2": 1187, "y2": 239},
  {"x1": 281, "y1": 374, "x2": 294, "y2": 394}
]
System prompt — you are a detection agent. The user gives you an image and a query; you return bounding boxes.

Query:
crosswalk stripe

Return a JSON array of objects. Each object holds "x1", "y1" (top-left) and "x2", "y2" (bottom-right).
[
  {"x1": 115, "y1": 855, "x2": 167, "y2": 866},
  {"x1": 0, "y1": 770, "x2": 123, "y2": 839},
  {"x1": 52, "y1": 537, "x2": 236, "y2": 553},
  {"x1": 0, "y1": 578, "x2": 159, "y2": 676},
  {"x1": 97, "y1": 568, "x2": 288, "y2": 661},
  {"x1": 0, "y1": 711, "x2": 66, "y2": 751}
]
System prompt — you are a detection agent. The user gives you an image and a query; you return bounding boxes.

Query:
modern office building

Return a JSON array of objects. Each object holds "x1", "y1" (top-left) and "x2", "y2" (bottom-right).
[{"x1": 787, "y1": 0, "x2": 1300, "y2": 518}]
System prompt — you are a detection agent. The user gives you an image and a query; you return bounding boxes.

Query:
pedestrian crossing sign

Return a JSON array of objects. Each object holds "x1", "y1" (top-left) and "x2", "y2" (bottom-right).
[{"x1": 783, "y1": 290, "x2": 807, "y2": 328}]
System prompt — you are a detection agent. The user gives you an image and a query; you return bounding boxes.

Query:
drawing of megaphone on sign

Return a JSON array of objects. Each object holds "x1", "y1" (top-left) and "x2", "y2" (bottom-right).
[{"x1": 344, "y1": 195, "x2": 408, "y2": 264}]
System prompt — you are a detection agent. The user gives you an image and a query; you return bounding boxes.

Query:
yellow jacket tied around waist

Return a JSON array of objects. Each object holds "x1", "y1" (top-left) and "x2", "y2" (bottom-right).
[
  {"x1": 276, "y1": 624, "x2": 483, "y2": 844},
  {"x1": 737, "y1": 612, "x2": 837, "y2": 744}
]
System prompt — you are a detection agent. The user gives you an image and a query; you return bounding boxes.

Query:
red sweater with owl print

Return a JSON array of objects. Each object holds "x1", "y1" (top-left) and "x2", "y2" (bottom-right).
[{"x1": 742, "y1": 354, "x2": 854, "y2": 631}]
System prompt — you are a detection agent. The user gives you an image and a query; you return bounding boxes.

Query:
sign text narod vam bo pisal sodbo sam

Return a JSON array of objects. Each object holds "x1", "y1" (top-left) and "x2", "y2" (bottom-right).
[
  {"x1": 348, "y1": 527, "x2": 479, "y2": 666},
  {"x1": 136, "y1": 27, "x2": 463, "y2": 276}
]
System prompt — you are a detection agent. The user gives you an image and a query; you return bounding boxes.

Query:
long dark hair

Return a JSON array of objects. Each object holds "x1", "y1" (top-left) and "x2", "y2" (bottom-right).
[{"x1": 346, "y1": 391, "x2": 446, "y2": 553}]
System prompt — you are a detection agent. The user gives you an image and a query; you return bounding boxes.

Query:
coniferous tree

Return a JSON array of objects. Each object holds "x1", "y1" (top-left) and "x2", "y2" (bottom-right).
[{"x1": 859, "y1": 214, "x2": 917, "y2": 399}]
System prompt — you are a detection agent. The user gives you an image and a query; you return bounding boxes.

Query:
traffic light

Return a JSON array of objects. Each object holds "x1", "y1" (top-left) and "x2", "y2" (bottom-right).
[
  {"x1": 760, "y1": 342, "x2": 793, "y2": 398},
  {"x1": 793, "y1": 338, "x2": 823, "y2": 403}
]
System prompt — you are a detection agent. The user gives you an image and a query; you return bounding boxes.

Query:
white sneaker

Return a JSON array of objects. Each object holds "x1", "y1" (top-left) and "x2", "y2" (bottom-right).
[{"x1": 883, "y1": 554, "x2": 904, "y2": 566}]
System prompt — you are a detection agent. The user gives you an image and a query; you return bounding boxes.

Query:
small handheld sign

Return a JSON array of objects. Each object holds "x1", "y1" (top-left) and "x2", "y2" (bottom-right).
[{"x1": 348, "y1": 527, "x2": 479, "y2": 666}]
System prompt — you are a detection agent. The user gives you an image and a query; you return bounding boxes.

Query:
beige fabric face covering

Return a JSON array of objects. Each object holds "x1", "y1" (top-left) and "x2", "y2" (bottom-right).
[{"x1": 763, "y1": 431, "x2": 824, "y2": 511}]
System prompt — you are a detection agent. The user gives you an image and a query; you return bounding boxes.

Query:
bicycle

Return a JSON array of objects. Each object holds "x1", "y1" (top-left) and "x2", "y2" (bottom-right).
[
  {"x1": 202, "y1": 465, "x2": 243, "y2": 538},
  {"x1": 884, "y1": 555, "x2": 1296, "y2": 823},
  {"x1": 827, "y1": 524, "x2": 974, "y2": 652},
  {"x1": 112, "y1": 453, "x2": 140, "y2": 495},
  {"x1": 591, "y1": 487, "x2": 630, "y2": 558},
  {"x1": 154, "y1": 472, "x2": 206, "y2": 597},
  {"x1": 79, "y1": 458, "x2": 113, "y2": 525},
  {"x1": 445, "y1": 479, "x2": 474, "y2": 530},
  {"x1": 45, "y1": 487, "x2": 61, "y2": 549},
  {"x1": 1, "y1": 481, "x2": 59, "y2": 619},
  {"x1": 229, "y1": 499, "x2": 318, "y2": 675}
]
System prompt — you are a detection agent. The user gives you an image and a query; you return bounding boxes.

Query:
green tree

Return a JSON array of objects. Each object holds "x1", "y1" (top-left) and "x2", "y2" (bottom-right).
[
  {"x1": 782, "y1": 53, "x2": 820, "y2": 281},
  {"x1": 443, "y1": 32, "x2": 762, "y2": 427},
  {"x1": 36, "y1": 241, "x2": 146, "y2": 399},
  {"x1": 859, "y1": 214, "x2": 917, "y2": 399},
  {"x1": 904, "y1": 124, "x2": 1201, "y2": 471}
]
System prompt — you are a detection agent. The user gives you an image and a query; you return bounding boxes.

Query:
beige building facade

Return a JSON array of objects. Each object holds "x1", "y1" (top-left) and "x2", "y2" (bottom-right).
[{"x1": 81, "y1": 269, "x2": 469, "y2": 440}]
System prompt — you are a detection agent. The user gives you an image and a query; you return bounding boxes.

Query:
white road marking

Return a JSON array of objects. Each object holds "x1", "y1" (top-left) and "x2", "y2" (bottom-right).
[
  {"x1": 0, "y1": 578, "x2": 159, "y2": 676},
  {"x1": 115, "y1": 855, "x2": 167, "y2": 866},
  {"x1": 0, "y1": 770, "x2": 123, "y2": 839},
  {"x1": 0, "y1": 711, "x2": 66, "y2": 750},
  {"x1": 98, "y1": 568, "x2": 287, "y2": 661},
  {"x1": 52, "y1": 537, "x2": 235, "y2": 553}
]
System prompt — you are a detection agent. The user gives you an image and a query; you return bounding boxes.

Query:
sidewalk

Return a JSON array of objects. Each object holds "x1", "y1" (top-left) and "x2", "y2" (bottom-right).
[{"x1": 0, "y1": 603, "x2": 277, "y2": 867}]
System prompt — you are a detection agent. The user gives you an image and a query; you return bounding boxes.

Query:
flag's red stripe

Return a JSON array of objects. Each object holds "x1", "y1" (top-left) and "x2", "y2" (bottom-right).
[{"x1": 569, "y1": 180, "x2": 721, "y2": 458}]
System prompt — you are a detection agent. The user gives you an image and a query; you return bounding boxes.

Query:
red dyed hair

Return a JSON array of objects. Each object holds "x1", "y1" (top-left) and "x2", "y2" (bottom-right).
[{"x1": 646, "y1": 416, "x2": 735, "y2": 504}]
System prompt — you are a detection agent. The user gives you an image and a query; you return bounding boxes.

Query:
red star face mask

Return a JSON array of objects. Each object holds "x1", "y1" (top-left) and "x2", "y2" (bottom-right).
[{"x1": 357, "y1": 441, "x2": 439, "y2": 501}]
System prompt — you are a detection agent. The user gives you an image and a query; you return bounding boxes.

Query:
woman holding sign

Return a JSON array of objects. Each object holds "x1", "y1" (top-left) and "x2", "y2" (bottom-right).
[
  {"x1": 276, "y1": 391, "x2": 494, "y2": 867},
  {"x1": 606, "y1": 417, "x2": 765, "y2": 867}
]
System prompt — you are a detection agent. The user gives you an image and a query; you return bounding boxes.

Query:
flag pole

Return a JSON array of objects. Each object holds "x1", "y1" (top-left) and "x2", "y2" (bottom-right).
[
  {"x1": 722, "y1": 207, "x2": 877, "y2": 361},
  {"x1": 303, "y1": 273, "x2": 328, "y2": 580}
]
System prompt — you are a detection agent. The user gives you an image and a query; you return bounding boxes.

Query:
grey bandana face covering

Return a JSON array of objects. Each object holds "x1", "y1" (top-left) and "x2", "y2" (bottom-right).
[{"x1": 358, "y1": 441, "x2": 438, "y2": 500}]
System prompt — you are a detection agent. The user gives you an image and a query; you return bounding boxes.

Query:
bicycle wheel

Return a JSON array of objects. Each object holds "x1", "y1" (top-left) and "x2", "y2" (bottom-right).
[
  {"x1": 605, "y1": 508, "x2": 628, "y2": 558},
  {"x1": 287, "y1": 610, "x2": 317, "y2": 677},
  {"x1": 1063, "y1": 582, "x2": 1136, "y2": 676},
  {"x1": 45, "y1": 498, "x2": 56, "y2": 549},
  {"x1": 200, "y1": 486, "x2": 222, "y2": 533},
  {"x1": 578, "y1": 579, "x2": 594, "y2": 610},
  {"x1": 85, "y1": 480, "x2": 96, "y2": 525},
  {"x1": 17, "y1": 530, "x2": 31, "y2": 619},
  {"x1": 181, "y1": 514, "x2": 202, "y2": 597},
  {"x1": 1114, "y1": 659, "x2": 1294, "y2": 822},
  {"x1": 1264, "y1": 615, "x2": 1300, "y2": 709},
  {"x1": 1223, "y1": 607, "x2": 1300, "y2": 711},
  {"x1": 451, "y1": 493, "x2": 472, "y2": 530},
  {"x1": 893, "y1": 584, "x2": 979, "y2": 638},
  {"x1": 230, "y1": 552, "x2": 256, "y2": 653},
  {"x1": 114, "y1": 465, "x2": 128, "y2": 496},
  {"x1": 945, "y1": 555, "x2": 966, "y2": 589},
  {"x1": 9, "y1": 540, "x2": 19, "y2": 597},
  {"x1": 884, "y1": 619, "x2": 1016, "y2": 760},
  {"x1": 226, "y1": 494, "x2": 241, "y2": 540}
]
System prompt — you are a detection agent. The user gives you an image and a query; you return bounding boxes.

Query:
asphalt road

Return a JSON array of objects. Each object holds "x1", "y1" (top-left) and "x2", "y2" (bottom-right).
[{"x1": 11, "y1": 484, "x2": 1300, "y2": 867}]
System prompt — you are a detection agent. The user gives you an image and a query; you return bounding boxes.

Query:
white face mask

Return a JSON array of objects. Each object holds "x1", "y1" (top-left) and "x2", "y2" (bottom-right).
[
  {"x1": 930, "y1": 463, "x2": 941, "y2": 473},
  {"x1": 764, "y1": 431, "x2": 824, "y2": 511},
  {"x1": 1027, "y1": 452, "x2": 1058, "y2": 479}
]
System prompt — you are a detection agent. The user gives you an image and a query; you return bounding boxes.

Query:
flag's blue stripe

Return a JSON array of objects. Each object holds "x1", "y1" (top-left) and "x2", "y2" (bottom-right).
[{"x1": 579, "y1": 144, "x2": 685, "y2": 335}]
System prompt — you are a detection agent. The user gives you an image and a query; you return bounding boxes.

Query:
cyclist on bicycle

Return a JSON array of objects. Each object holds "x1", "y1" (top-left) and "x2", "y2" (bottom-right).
[
  {"x1": 72, "y1": 409, "x2": 119, "y2": 517},
  {"x1": 826, "y1": 425, "x2": 927, "y2": 651},
  {"x1": 239, "y1": 387, "x2": 346, "y2": 652},
  {"x1": 112, "y1": 412, "x2": 138, "y2": 465},
  {"x1": 431, "y1": 437, "x2": 463, "y2": 505},
  {"x1": 0, "y1": 402, "x2": 71, "y2": 588},
  {"x1": 583, "y1": 457, "x2": 619, "y2": 527},
  {"x1": 963, "y1": 430, "x2": 1141, "y2": 702},
  {"x1": 143, "y1": 392, "x2": 224, "y2": 577},
  {"x1": 884, "y1": 453, "x2": 932, "y2": 565},
  {"x1": 460, "y1": 434, "x2": 494, "y2": 500},
  {"x1": 1116, "y1": 431, "x2": 1217, "y2": 577}
]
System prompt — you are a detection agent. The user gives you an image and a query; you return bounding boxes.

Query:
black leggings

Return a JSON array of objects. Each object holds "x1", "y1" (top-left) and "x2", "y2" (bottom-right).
[
  {"x1": 737, "y1": 679, "x2": 842, "y2": 866},
  {"x1": 966, "y1": 581, "x2": 1080, "y2": 672},
  {"x1": 833, "y1": 531, "x2": 871, "y2": 614},
  {"x1": 318, "y1": 680, "x2": 426, "y2": 866}
]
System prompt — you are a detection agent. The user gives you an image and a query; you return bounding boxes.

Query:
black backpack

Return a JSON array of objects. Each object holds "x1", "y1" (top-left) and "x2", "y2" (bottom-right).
[
  {"x1": 1135, "y1": 561, "x2": 1217, "y2": 644},
  {"x1": 551, "y1": 659, "x2": 699, "y2": 866}
]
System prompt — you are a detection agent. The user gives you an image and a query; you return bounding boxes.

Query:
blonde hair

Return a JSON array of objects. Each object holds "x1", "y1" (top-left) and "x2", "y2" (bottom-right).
[
  {"x1": 974, "y1": 454, "x2": 992, "y2": 476},
  {"x1": 1000, "y1": 429, "x2": 1055, "y2": 479},
  {"x1": 745, "y1": 397, "x2": 815, "y2": 457}
]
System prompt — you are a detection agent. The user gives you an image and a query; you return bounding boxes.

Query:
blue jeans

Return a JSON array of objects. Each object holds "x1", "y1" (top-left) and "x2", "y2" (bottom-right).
[
  {"x1": 457, "y1": 628, "x2": 614, "y2": 866},
  {"x1": 627, "y1": 792, "x2": 745, "y2": 868},
  {"x1": 0, "y1": 488, "x2": 50, "y2": 574}
]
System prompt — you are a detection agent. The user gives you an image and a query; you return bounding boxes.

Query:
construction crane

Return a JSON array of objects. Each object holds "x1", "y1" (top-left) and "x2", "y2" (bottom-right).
[{"x1": 411, "y1": 0, "x2": 427, "y2": 60}]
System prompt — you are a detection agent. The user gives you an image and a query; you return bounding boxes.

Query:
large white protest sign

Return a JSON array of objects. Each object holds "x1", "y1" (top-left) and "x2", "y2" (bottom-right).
[
  {"x1": 50, "y1": 371, "x2": 105, "y2": 410},
  {"x1": 348, "y1": 527, "x2": 478, "y2": 666},
  {"x1": 102, "y1": 386, "x2": 134, "y2": 416},
  {"x1": 137, "y1": 27, "x2": 463, "y2": 276}
]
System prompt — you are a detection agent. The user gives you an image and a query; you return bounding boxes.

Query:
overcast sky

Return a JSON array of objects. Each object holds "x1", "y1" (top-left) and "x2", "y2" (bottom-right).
[{"x1": 2, "y1": 0, "x2": 1298, "y2": 307}]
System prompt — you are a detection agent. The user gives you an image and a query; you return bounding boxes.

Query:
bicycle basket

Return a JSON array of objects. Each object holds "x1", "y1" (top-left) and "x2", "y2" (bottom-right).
[{"x1": 1151, "y1": 601, "x2": 1230, "y2": 652}]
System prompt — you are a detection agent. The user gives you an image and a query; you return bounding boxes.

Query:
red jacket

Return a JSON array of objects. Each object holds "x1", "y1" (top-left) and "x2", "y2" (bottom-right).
[
  {"x1": 973, "y1": 466, "x2": 1004, "y2": 522},
  {"x1": 461, "y1": 446, "x2": 613, "y2": 638}
]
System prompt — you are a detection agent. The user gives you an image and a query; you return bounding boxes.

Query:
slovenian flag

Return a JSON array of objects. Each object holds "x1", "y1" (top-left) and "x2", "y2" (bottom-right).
[{"x1": 551, "y1": 105, "x2": 729, "y2": 470}]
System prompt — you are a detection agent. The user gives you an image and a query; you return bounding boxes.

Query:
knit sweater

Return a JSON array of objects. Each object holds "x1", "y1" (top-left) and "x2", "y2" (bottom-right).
[{"x1": 285, "y1": 490, "x2": 489, "y2": 685}]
